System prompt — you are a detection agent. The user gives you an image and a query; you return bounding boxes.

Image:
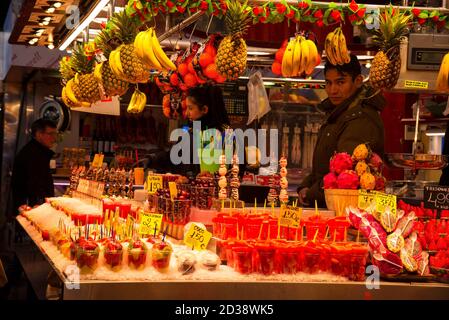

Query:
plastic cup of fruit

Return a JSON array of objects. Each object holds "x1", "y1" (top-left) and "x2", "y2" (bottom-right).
[
  {"x1": 212, "y1": 214, "x2": 228, "y2": 237},
  {"x1": 243, "y1": 217, "x2": 263, "y2": 240},
  {"x1": 253, "y1": 241, "x2": 276, "y2": 275},
  {"x1": 76, "y1": 242, "x2": 100, "y2": 274},
  {"x1": 222, "y1": 217, "x2": 238, "y2": 240},
  {"x1": 302, "y1": 241, "x2": 322, "y2": 274},
  {"x1": 275, "y1": 241, "x2": 300, "y2": 274},
  {"x1": 128, "y1": 241, "x2": 148, "y2": 270},
  {"x1": 329, "y1": 243, "x2": 349, "y2": 276},
  {"x1": 225, "y1": 240, "x2": 246, "y2": 268},
  {"x1": 119, "y1": 203, "x2": 132, "y2": 219},
  {"x1": 304, "y1": 218, "x2": 327, "y2": 241},
  {"x1": 151, "y1": 241, "x2": 173, "y2": 273},
  {"x1": 103, "y1": 201, "x2": 117, "y2": 215},
  {"x1": 104, "y1": 241, "x2": 124, "y2": 272},
  {"x1": 348, "y1": 243, "x2": 369, "y2": 281},
  {"x1": 327, "y1": 217, "x2": 350, "y2": 242},
  {"x1": 232, "y1": 245, "x2": 253, "y2": 274}
]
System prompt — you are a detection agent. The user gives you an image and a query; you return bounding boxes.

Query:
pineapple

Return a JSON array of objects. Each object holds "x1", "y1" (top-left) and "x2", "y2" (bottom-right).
[
  {"x1": 70, "y1": 43, "x2": 102, "y2": 103},
  {"x1": 95, "y1": 28, "x2": 129, "y2": 97},
  {"x1": 216, "y1": 0, "x2": 251, "y2": 81},
  {"x1": 369, "y1": 6, "x2": 411, "y2": 90},
  {"x1": 108, "y1": 11, "x2": 150, "y2": 83},
  {"x1": 59, "y1": 56, "x2": 75, "y2": 84}
]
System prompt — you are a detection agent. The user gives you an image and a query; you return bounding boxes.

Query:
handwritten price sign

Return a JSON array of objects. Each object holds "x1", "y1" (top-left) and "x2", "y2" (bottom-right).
[
  {"x1": 139, "y1": 213, "x2": 163, "y2": 235},
  {"x1": 184, "y1": 223, "x2": 212, "y2": 250},
  {"x1": 147, "y1": 175, "x2": 163, "y2": 195},
  {"x1": 279, "y1": 206, "x2": 302, "y2": 228},
  {"x1": 424, "y1": 186, "x2": 449, "y2": 210},
  {"x1": 375, "y1": 192, "x2": 397, "y2": 216},
  {"x1": 169, "y1": 182, "x2": 178, "y2": 200},
  {"x1": 358, "y1": 190, "x2": 376, "y2": 210}
]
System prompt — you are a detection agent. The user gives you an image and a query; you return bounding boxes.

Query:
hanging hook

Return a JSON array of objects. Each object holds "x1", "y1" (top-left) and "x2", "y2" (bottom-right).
[
  {"x1": 189, "y1": 21, "x2": 198, "y2": 43},
  {"x1": 206, "y1": 15, "x2": 214, "y2": 37}
]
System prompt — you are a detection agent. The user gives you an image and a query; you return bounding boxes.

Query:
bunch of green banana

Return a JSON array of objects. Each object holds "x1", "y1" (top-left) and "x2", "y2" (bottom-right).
[
  {"x1": 61, "y1": 79, "x2": 91, "y2": 109},
  {"x1": 134, "y1": 27, "x2": 176, "y2": 72},
  {"x1": 436, "y1": 52, "x2": 449, "y2": 93},
  {"x1": 281, "y1": 35, "x2": 320, "y2": 77},
  {"x1": 324, "y1": 27, "x2": 351, "y2": 65},
  {"x1": 127, "y1": 88, "x2": 147, "y2": 113}
]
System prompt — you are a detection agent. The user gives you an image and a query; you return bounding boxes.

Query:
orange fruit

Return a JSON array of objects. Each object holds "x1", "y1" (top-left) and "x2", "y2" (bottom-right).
[
  {"x1": 183, "y1": 73, "x2": 198, "y2": 87},
  {"x1": 204, "y1": 45, "x2": 217, "y2": 57},
  {"x1": 275, "y1": 48, "x2": 285, "y2": 63},
  {"x1": 271, "y1": 61, "x2": 282, "y2": 75},
  {"x1": 204, "y1": 64, "x2": 219, "y2": 80},
  {"x1": 170, "y1": 73, "x2": 179, "y2": 86},
  {"x1": 199, "y1": 53, "x2": 213, "y2": 68},
  {"x1": 215, "y1": 74, "x2": 226, "y2": 83},
  {"x1": 178, "y1": 63, "x2": 188, "y2": 76},
  {"x1": 188, "y1": 61, "x2": 195, "y2": 74}
]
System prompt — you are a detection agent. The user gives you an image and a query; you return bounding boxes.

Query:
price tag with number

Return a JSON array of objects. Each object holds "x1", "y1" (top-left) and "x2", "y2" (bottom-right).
[
  {"x1": 147, "y1": 175, "x2": 163, "y2": 195},
  {"x1": 184, "y1": 223, "x2": 212, "y2": 250},
  {"x1": 169, "y1": 182, "x2": 178, "y2": 200},
  {"x1": 424, "y1": 186, "x2": 449, "y2": 210},
  {"x1": 92, "y1": 154, "x2": 104, "y2": 168},
  {"x1": 279, "y1": 206, "x2": 302, "y2": 228},
  {"x1": 139, "y1": 213, "x2": 163, "y2": 235},
  {"x1": 358, "y1": 190, "x2": 376, "y2": 210},
  {"x1": 375, "y1": 192, "x2": 397, "y2": 216}
]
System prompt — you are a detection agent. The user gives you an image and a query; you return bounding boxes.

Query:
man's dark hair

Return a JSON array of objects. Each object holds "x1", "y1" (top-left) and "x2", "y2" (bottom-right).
[
  {"x1": 187, "y1": 85, "x2": 230, "y2": 128},
  {"x1": 324, "y1": 54, "x2": 362, "y2": 80},
  {"x1": 31, "y1": 118, "x2": 57, "y2": 137}
]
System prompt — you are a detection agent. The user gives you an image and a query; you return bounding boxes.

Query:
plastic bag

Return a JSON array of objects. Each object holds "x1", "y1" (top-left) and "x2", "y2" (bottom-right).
[{"x1": 247, "y1": 71, "x2": 271, "y2": 125}]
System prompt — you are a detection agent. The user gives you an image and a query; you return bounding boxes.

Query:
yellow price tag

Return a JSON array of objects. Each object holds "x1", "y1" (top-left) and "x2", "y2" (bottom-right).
[
  {"x1": 375, "y1": 192, "x2": 397, "y2": 216},
  {"x1": 139, "y1": 213, "x2": 163, "y2": 236},
  {"x1": 358, "y1": 190, "x2": 376, "y2": 210},
  {"x1": 404, "y1": 80, "x2": 429, "y2": 89},
  {"x1": 184, "y1": 223, "x2": 212, "y2": 250},
  {"x1": 147, "y1": 175, "x2": 163, "y2": 195},
  {"x1": 169, "y1": 181, "x2": 178, "y2": 199},
  {"x1": 279, "y1": 206, "x2": 302, "y2": 228},
  {"x1": 92, "y1": 154, "x2": 104, "y2": 168}
]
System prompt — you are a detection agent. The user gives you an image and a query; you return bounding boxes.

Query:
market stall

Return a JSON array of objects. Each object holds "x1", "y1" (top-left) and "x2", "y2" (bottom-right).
[{"x1": 3, "y1": 0, "x2": 449, "y2": 301}]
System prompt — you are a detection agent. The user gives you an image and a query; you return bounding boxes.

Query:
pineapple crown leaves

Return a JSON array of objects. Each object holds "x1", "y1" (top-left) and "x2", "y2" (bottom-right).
[
  {"x1": 224, "y1": 0, "x2": 252, "y2": 37},
  {"x1": 108, "y1": 10, "x2": 140, "y2": 45},
  {"x1": 370, "y1": 5, "x2": 412, "y2": 52},
  {"x1": 70, "y1": 42, "x2": 96, "y2": 74}
]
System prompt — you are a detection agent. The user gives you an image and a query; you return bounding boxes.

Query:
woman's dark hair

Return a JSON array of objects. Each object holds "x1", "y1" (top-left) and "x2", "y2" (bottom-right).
[
  {"x1": 324, "y1": 54, "x2": 362, "y2": 80},
  {"x1": 31, "y1": 118, "x2": 57, "y2": 137},
  {"x1": 187, "y1": 85, "x2": 230, "y2": 130}
]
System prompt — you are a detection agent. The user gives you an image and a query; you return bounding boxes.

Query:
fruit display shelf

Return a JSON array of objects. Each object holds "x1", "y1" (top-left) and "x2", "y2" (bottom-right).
[{"x1": 15, "y1": 216, "x2": 449, "y2": 300}]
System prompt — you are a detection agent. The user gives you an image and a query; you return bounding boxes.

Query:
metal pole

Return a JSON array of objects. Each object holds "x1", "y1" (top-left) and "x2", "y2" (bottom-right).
[{"x1": 157, "y1": 11, "x2": 205, "y2": 42}]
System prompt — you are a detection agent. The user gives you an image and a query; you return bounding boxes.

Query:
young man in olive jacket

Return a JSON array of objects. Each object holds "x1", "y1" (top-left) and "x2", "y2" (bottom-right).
[
  {"x1": 11, "y1": 119, "x2": 57, "y2": 214},
  {"x1": 297, "y1": 55, "x2": 385, "y2": 207}
]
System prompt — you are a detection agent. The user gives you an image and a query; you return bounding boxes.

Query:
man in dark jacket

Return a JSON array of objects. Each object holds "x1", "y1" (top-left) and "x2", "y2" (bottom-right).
[
  {"x1": 297, "y1": 55, "x2": 385, "y2": 207},
  {"x1": 11, "y1": 118, "x2": 57, "y2": 213}
]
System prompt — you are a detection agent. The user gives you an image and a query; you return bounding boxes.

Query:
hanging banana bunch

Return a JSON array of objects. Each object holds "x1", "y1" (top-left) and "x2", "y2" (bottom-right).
[
  {"x1": 324, "y1": 27, "x2": 351, "y2": 65},
  {"x1": 127, "y1": 87, "x2": 147, "y2": 113},
  {"x1": 436, "y1": 52, "x2": 449, "y2": 93},
  {"x1": 281, "y1": 35, "x2": 320, "y2": 78}
]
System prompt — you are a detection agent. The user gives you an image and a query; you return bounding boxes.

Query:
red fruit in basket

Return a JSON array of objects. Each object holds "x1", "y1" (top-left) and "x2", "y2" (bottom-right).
[
  {"x1": 374, "y1": 175, "x2": 386, "y2": 191},
  {"x1": 330, "y1": 152, "x2": 353, "y2": 174},
  {"x1": 204, "y1": 63, "x2": 219, "y2": 79},
  {"x1": 184, "y1": 73, "x2": 198, "y2": 87},
  {"x1": 368, "y1": 152, "x2": 383, "y2": 172},
  {"x1": 275, "y1": 48, "x2": 285, "y2": 63},
  {"x1": 178, "y1": 63, "x2": 188, "y2": 76},
  {"x1": 336, "y1": 170, "x2": 359, "y2": 189},
  {"x1": 199, "y1": 52, "x2": 214, "y2": 68},
  {"x1": 271, "y1": 61, "x2": 282, "y2": 75},
  {"x1": 323, "y1": 172, "x2": 338, "y2": 189}
]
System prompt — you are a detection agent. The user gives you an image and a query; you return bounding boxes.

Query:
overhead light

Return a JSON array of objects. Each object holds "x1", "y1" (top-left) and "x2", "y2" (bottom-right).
[
  {"x1": 114, "y1": 6, "x2": 124, "y2": 13},
  {"x1": 42, "y1": 20, "x2": 50, "y2": 25},
  {"x1": 43, "y1": 16, "x2": 52, "y2": 21},
  {"x1": 35, "y1": 28, "x2": 45, "y2": 35},
  {"x1": 263, "y1": 81, "x2": 276, "y2": 86},
  {"x1": 46, "y1": 7, "x2": 56, "y2": 13},
  {"x1": 52, "y1": 2, "x2": 62, "y2": 8},
  {"x1": 28, "y1": 38, "x2": 38, "y2": 45},
  {"x1": 365, "y1": 62, "x2": 372, "y2": 69},
  {"x1": 93, "y1": 17, "x2": 108, "y2": 23},
  {"x1": 59, "y1": 0, "x2": 110, "y2": 51},
  {"x1": 48, "y1": 43, "x2": 55, "y2": 49}
]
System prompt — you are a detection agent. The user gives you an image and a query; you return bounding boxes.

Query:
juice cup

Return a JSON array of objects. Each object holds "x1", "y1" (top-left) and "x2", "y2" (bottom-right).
[
  {"x1": 120, "y1": 203, "x2": 132, "y2": 219},
  {"x1": 134, "y1": 167, "x2": 144, "y2": 185},
  {"x1": 232, "y1": 246, "x2": 253, "y2": 274},
  {"x1": 304, "y1": 218, "x2": 327, "y2": 241},
  {"x1": 303, "y1": 241, "x2": 321, "y2": 274},
  {"x1": 348, "y1": 243, "x2": 369, "y2": 281},
  {"x1": 244, "y1": 217, "x2": 263, "y2": 240},
  {"x1": 254, "y1": 242, "x2": 276, "y2": 275},
  {"x1": 222, "y1": 217, "x2": 238, "y2": 240},
  {"x1": 327, "y1": 217, "x2": 350, "y2": 242}
]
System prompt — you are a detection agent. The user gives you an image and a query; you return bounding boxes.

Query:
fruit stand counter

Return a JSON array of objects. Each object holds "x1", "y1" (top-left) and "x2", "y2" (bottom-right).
[{"x1": 15, "y1": 216, "x2": 449, "y2": 300}]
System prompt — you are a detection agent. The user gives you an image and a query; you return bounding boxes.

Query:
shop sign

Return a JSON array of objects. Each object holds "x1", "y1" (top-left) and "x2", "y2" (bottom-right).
[
  {"x1": 92, "y1": 153, "x2": 104, "y2": 168},
  {"x1": 184, "y1": 223, "x2": 212, "y2": 250},
  {"x1": 147, "y1": 175, "x2": 163, "y2": 195},
  {"x1": 139, "y1": 213, "x2": 163, "y2": 235},
  {"x1": 279, "y1": 205, "x2": 302, "y2": 228},
  {"x1": 424, "y1": 185, "x2": 449, "y2": 210}
]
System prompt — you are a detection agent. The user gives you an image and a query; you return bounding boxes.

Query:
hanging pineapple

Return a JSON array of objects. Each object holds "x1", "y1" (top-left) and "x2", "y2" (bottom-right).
[
  {"x1": 59, "y1": 56, "x2": 75, "y2": 86},
  {"x1": 369, "y1": 6, "x2": 411, "y2": 90},
  {"x1": 95, "y1": 27, "x2": 129, "y2": 97},
  {"x1": 108, "y1": 11, "x2": 150, "y2": 83},
  {"x1": 69, "y1": 43, "x2": 102, "y2": 104},
  {"x1": 216, "y1": 0, "x2": 251, "y2": 81}
]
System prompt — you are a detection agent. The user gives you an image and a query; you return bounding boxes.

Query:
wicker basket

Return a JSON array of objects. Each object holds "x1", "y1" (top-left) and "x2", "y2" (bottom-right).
[{"x1": 324, "y1": 189, "x2": 359, "y2": 216}]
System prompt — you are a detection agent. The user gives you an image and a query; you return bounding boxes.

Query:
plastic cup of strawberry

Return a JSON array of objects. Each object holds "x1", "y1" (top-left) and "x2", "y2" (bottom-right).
[
  {"x1": 151, "y1": 241, "x2": 173, "y2": 272},
  {"x1": 128, "y1": 240, "x2": 148, "y2": 269},
  {"x1": 104, "y1": 240, "x2": 123, "y2": 270},
  {"x1": 76, "y1": 241, "x2": 100, "y2": 272}
]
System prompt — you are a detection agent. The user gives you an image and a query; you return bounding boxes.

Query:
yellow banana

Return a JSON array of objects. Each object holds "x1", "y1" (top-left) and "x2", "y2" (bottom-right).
[
  {"x1": 143, "y1": 29, "x2": 163, "y2": 70},
  {"x1": 149, "y1": 28, "x2": 176, "y2": 71},
  {"x1": 65, "y1": 79, "x2": 80, "y2": 104},
  {"x1": 127, "y1": 89, "x2": 139, "y2": 113},
  {"x1": 436, "y1": 53, "x2": 449, "y2": 92},
  {"x1": 134, "y1": 31, "x2": 146, "y2": 62},
  {"x1": 108, "y1": 50, "x2": 119, "y2": 77},
  {"x1": 74, "y1": 72, "x2": 80, "y2": 85},
  {"x1": 337, "y1": 29, "x2": 351, "y2": 64},
  {"x1": 282, "y1": 38, "x2": 295, "y2": 77},
  {"x1": 137, "y1": 91, "x2": 147, "y2": 112},
  {"x1": 291, "y1": 37, "x2": 301, "y2": 76},
  {"x1": 331, "y1": 30, "x2": 343, "y2": 65},
  {"x1": 299, "y1": 36, "x2": 309, "y2": 76},
  {"x1": 62, "y1": 87, "x2": 76, "y2": 108},
  {"x1": 305, "y1": 39, "x2": 319, "y2": 76},
  {"x1": 94, "y1": 62, "x2": 103, "y2": 81},
  {"x1": 114, "y1": 47, "x2": 126, "y2": 78},
  {"x1": 325, "y1": 31, "x2": 336, "y2": 65}
]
